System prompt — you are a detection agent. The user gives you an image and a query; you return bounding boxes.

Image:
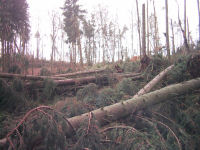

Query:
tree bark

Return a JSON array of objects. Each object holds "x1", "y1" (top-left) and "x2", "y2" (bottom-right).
[
  {"x1": 197, "y1": 0, "x2": 200, "y2": 41},
  {"x1": 0, "y1": 73, "x2": 65, "y2": 81},
  {"x1": 26, "y1": 73, "x2": 142, "y2": 88},
  {"x1": 165, "y1": 0, "x2": 170, "y2": 60},
  {"x1": 171, "y1": 20, "x2": 176, "y2": 54},
  {"x1": 147, "y1": 0, "x2": 150, "y2": 56},
  {"x1": 54, "y1": 69, "x2": 106, "y2": 78},
  {"x1": 133, "y1": 65, "x2": 174, "y2": 98},
  {"x1": 136, "y1": 0, "x2": 142, "y2": 56},
  {"x1": 142, "y1": 4, "x2": 146, "y2": 56}
]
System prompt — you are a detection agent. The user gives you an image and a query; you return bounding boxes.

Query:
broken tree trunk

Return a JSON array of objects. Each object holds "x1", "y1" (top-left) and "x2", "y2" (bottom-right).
[
  {"x1": 134, "y1": 65, "x2": 174, "y2": 98},
  {"x1": 53, "y1": 69, "x2": 106, "y2": 78},
  {"x1": 66, "y1": 77, "x2": 200, "y2": 135},
  {"x1": 1, "y1": 77, "x2": 200, "y2": 146},
  {"x1": 26, "y1": 73, "x2": 142, "y2": 88},
  {"x1": 0, "y1": 73, "x2": 65, "y2": 81}
]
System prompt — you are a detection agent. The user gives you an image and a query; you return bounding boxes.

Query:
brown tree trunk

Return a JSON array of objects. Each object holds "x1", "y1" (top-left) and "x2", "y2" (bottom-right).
[
  {"x1": 26, "y1": 73, "x2": 142, "y2": 88},
  {"x1": 165, "y1": 0, "x2": 170, "y2": 60},
  {"x1": 147, "y1": 0, "x2": 150, "y2": 56},
  {"x1": 171, "y1": 20, "x2": 176, "y2": 54},
  {"x1": 142, "y1": 4, "x2": 146, "y2": 56},
  {"x1": 197, "y1": 0, "x2": 200, "y2": 41},
  {"x1": 136, "y1": 0, "x2": 142, "y2": 56}
]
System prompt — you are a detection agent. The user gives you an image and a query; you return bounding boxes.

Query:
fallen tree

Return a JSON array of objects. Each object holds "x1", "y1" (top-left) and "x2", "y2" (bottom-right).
[
  {"x1": 66, "y1": 77, "x2": 200, "y2": 134},
  {"x1": 133, "y1": 65, "x2": 174, "y2": 98},
  {"x1": 53, "y1": 69, "x2": 106, "y2": 78},
  {"x1": 0, "y1": 73, "x2": 65, "y2": 81},
  {"x1": 26, "y1": 73, "x2": 142, "y2": 88}
]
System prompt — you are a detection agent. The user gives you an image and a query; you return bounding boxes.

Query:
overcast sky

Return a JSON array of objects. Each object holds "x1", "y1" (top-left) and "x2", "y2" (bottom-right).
[{"x1": 26, "y1": 0, "x2": 199, "y2": 60}]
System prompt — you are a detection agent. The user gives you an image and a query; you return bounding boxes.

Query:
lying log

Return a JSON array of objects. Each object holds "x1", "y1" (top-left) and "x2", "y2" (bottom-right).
[
  {"x1": 65, "y1": 77, "x2": 200, "y2": 135},
  {"x1": 0, "y1": 73, "x2": 65, "y2": 81},
  {"x1": 26, "y1": 73, "x2": 142, "y2": 88},
  {"x1": 53, "y1": 69, "x2": 106, "y2": 78},
  {"x1": 1, "y1": 78, "x2": 199, "y2": 146},
  {"x1": 133, "y1": 65, "x2": 174, "y2": 98}
]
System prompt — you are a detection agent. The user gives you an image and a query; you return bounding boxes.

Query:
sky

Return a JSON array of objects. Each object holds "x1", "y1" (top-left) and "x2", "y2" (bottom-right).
[{"x1": 26, "y1": 0, "x2": 199, "y2": 60}]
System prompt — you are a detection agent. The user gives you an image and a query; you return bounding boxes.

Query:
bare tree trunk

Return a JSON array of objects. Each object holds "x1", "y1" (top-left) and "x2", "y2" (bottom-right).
[
  {"x1": 136, "y1": 0, "x2": 142, "y2": 56},
  {"x1": 78, "y1": 34, "x2": 83, "y2": 66},
  {"x1": 197, "y1": 0, "x2": 200, "y2": 41},
  {"x1": 153, "y1": 0, "x2": 159, "y2": 54},
  {"x1": 142, "y1": 4, "x2": 146, "y2": 56},
  {"x1": 184, "y1": 0, "x2": 187, "y2": 41},
  {"x1": 147, "y1": 0, "x2": 150, "y2": 56},
  {"x1": 165, "y1": 0, "x2": 170, "y2": 60},
  {"x1": 177, "y1": 4, "x2": 190, "y2": 53},
  {"x1": 171, "y1": 20, "x2": 175, "y2": 54},
  {"x1": 187, "y1": 18, "x2": 190, "y2": 45},
  {"x1": 130, "y1": 9, "x2": 134, "y2": 56}
]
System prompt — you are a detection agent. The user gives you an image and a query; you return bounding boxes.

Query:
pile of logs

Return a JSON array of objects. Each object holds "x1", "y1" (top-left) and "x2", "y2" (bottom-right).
[{"x1": 0, "y1": 69, "x2": 143, "y2": 94}]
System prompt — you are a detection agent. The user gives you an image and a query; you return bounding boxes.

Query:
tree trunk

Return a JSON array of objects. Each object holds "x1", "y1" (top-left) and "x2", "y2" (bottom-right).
[
  {"x1": 171, "y1": 20, "x2": 176, "y2": 54},
  {"x1": 65, "y1": 78, "x2": 200, "y2": 136},
  {"x1": 26, "y1": 73, "x2": 142, "y2": 88},
  {"x1": 0, "y1": 73, "x2": 65, "y2": 81},
  {"x1": 78, "y1": 35, "x2": 83, "y2": 66},
  {"x1": 197, "y1": 0, "x2": 200, "y2": 41},
  {"x1": 165, "y1": 0, "x2": 170, "y2": 60},
  {"x1": 136, "y1": 0, "x2": 142, "y2": 56},
  {"x1": 54, "y1": 69, "x2": 106, "y2": 78},
  {"x1": 142, "y1": 4, "x2": 146, "y2": 56},
  {"x1": 147, "y1": 0, "x2": 150, "y2": 56},
  {"x1": 184, "y1": 0, "x2": 187, "y2": 41},
  {"x1": 133, "y1": 65, "x2": 174, "y2": 98}
]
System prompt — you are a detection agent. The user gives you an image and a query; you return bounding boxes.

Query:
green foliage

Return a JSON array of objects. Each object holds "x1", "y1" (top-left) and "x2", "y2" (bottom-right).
[
  {"x1": 116, "y1": 78, "x2": 136, "y2": 96},
  {"x1": 76, "y1": 83, "x2": 98, "y2": 104},
  {"x1": 167, "y1": 55, "x2": 191, "y2": 84},
  {"x1": 71, "y1": 117, "x2": 103, "y2": 150},
  {"x1": 96, "y1": 88, "x2": 123, "y2": 107},
  {"x1": 0, "y1": 79, "x2": 28, "y2": 113},
  {"x1": 40, "y1": 68, "x2": 51, "y2": 76},
  {"x1": 61, "y1": 99, "x2": 89, "y2": 117},
  {"x1": 63, "y1": 0, "x2": 86, "y2": 43},
  {"x1": 41, "y1": 79, "x2": 57, "y2": 101},
  {"x1": 6, "y1": 108, "x2": 69, "y2": 150},
  {"x1": 144, "y1": 54, "x2": 170, "y2": 82},
  {"x1": 121, "y1": 60, "x2": 140, "y2": 73}
]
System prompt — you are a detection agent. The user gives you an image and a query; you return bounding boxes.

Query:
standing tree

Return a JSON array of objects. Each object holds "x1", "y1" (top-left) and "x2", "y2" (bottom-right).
[
  {"x1": 165, "y1": 0, "x2": 170, "y2": 60},
  {"x1": 152, "y1": 0, "x2": 160, "y2": 54},
  {"x1": 142, "y1": 4, "x2": 146, "y2": 56},
  {"x1": 136, "y1": 0, "x2": 142, "y2": 56},
  {"x1": 171, "y1": 20, "x2": 176, "y2": 54},
  {"x1": 197, "y1": 0, "x2": 200, "y2": 42},
  {"x1": 50, "y1": 11, "x2": 59, "y2": 73},
  {"x1": 63, "y1": 0, "x2": 85, "y2": 68},
  {"x1": 83, "y1": 18, "x2": 95, "y2": 65},
  {"x1": 35, "y1": 30, "x2": 40, "y2": 60},
  {"x1": 0, "y1": 0, "x2": 30, "y2": 72}
]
